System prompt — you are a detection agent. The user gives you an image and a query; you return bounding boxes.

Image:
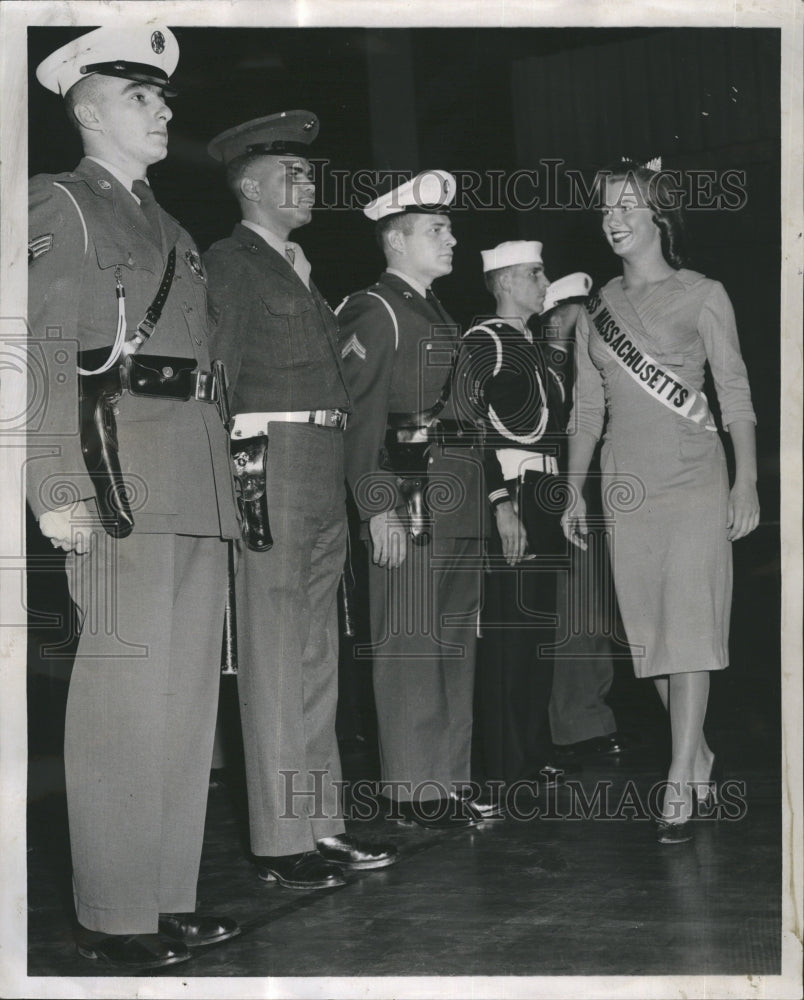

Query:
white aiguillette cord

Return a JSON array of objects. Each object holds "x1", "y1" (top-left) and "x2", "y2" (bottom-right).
[{"x1": 76, "y1": 249, "x2": 177, "y2": 375}]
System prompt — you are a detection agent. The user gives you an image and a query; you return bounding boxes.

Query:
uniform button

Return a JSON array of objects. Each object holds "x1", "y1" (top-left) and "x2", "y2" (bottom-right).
[
  {"x1": 162, "y1": 366, "x2": 174, "y2": 378},
  {"x1": 127, "y1": 255, "x2": 134, "y2": 266},
  {"x1": 183, "y1": 303, "x2": 193, "y2": 313}
]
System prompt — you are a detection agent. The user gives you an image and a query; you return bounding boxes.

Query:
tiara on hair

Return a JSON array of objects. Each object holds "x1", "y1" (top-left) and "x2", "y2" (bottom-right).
[{"x1": 620, "y1": 155, "x2": 663, "y2": 171}]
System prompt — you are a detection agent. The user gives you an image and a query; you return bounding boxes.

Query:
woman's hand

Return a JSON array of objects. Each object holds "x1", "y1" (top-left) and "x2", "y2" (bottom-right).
[
  {"x1": 726, "y1": 481, "x2": 760, "y2": 541},
  {"x1": 561, "y1": 495, "x2": 589, "y2": 551},
  {"x1": 494, "y1": 500, "x2": 527, "y2": 565}
]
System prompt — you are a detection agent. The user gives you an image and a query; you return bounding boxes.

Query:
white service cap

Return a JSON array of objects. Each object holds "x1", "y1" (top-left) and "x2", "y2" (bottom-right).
[
  {"x1": 363, "y1": 169, "x2": 456, "y2": 222},
  {"x1": 480, "y1": 240, "x2": 543, "y2": 273},
  {"x1": 541, "y1": 272, "x2": 593, "y2": 313},
  {"x1": 36, "y1": 25, "x2": 179, "y2": 97}
]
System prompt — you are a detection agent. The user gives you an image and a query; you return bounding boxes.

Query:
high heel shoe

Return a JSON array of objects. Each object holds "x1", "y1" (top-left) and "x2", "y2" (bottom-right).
[
  {"x1": 656, "y1": 819, "x2": 694, "y2": 845},
  {"x1": 692, "y1": 755, "x2": 723, "y2": 818}
]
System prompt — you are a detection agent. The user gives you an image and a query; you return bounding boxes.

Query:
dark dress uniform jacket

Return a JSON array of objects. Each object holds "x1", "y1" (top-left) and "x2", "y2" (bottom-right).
[
  {"x1": 460, "y1": 316, "x2": 569, "y2": 502},
  {"x1": 337, "y1": 270, "x2": 485, "y2": 540},
  {"x1": 28, "y1": 157, "x2": 238, "y2": 537}
]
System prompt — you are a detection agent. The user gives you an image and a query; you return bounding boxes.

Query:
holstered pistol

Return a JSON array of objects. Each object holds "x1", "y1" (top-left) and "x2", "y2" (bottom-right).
[{"x1": 231, "y1": 435, "x2": 273, "y2": 552}]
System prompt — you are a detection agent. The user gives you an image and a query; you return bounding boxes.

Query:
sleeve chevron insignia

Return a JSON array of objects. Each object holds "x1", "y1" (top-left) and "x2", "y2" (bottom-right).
[
  {"x1": 340, "y1": 332, "x2": 367, "y2": 361},
  {"x1": 28, "y1": 233, "x2": 54, "y2": 263}
]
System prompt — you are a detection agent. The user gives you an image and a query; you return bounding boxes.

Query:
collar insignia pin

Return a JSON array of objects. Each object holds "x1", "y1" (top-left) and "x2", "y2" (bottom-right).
[
  {"x1": 185, "y1": 248, "x2": 205, "y2": 279},
  {"x1": 98, "y1": 179, "x2": 111, "y2": 190}
]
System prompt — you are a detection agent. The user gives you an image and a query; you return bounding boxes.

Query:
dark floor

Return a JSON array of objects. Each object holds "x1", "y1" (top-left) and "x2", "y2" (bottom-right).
[{"x1": 24, "y1": 523, "x2": 785, "y2": 983}]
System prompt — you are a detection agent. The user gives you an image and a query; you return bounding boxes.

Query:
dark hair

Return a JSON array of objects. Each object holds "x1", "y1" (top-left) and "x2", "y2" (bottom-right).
[
  {"x1": 483, "y1": 266, "x2": 507, "y2": 298},
  {"x1": 375, "y1": 212, "x2": 418, "y2": 252},
  {"x1": 225, "y1": 151, "x2": 268, "y2": 199},
  {"x1": 599, "y1": 159, "x2": 689, "y2": 269},
  {"x1": 63, "y1": 74, "x2": 104, "y2": 134}
]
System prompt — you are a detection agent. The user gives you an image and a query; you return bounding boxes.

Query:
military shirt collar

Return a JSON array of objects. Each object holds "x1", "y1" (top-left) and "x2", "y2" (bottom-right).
[
  {"x1": 86, "y1": 156, "x2": 140, "y2": 200},
  {"x1": 241, "y1": 219, "x2": 292, "y2": 257},
  {"x1": 386, "y1": 267, "x2": 428, "y2": 299},
  {"x1": 494, "y1": 314, "x2": 533, "y2": 343}
]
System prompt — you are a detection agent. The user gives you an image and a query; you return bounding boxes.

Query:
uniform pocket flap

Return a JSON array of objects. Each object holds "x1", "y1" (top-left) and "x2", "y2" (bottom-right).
[
  {"x1": 94, "y1": 237, "x2": 156, "y2": 274},
  {"x1": 261, "y1": 293, "x2": 312, "y2": 317}
]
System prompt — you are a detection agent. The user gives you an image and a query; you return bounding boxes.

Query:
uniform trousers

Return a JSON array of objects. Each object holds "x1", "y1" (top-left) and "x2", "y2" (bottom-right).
[
  {"x1": 235, "y1": 422, "x2": 346, "y2": 856},
  {"x1": 476, "y1": 470, "x2": 566, "y2": 785},
  {"x1": 548, "y1": 538, "x2": 617, "y2": 745},
  {"x1": 367, "y1": 535, "x2": 482, "y2": 803},
  {"x1": 64, "y1": 531, "x2": 228, "y2": 934}
]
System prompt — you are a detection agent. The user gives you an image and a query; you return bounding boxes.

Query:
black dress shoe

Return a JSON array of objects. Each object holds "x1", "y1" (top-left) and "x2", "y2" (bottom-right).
[
  {"x1": 158, "y1": 912, "x2": 241, "y2": 948},
  {"x1": 465, "y1": 797, "x2": 506, "y2": 821},
  {"x1": 554, "y1": 732, "x2": 631, "y2": 760},
  {"x1": 255, "y1": 851, "x2": 347, "y2": 889},
  {"x1": 453, "y1": 788, "x2": 506, "y2": 821},
  {"x1": 524, "y1": 760, "x2": 575, "y2": 786},
  {"x1": 316, "y1": 833, "x2": 399, "y2": 870},
  {"x1": 75, "y1": 930, "x2": 191, "y2": 969},
  {"x1": 656, "y1": 819, "x2": 694, "y2": 844},
  {"x1": 390, "y1": 797, "x2": 478, "y2": 829}
]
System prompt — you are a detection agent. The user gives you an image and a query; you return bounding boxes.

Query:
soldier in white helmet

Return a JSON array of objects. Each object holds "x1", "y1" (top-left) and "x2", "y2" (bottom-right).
[
  {"x1": 337, "y1": 172, "x2": 488, "y2": 829},
  {"x1": 29, "y1": 26, "x2": 241, "y2": 969}
]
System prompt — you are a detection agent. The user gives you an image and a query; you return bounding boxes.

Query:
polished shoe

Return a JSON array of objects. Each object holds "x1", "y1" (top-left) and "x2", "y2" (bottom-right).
[
  {"x1": 390, "y1": 797, "x2": 478, "y2": 829},
  {"x1": 454, "y1": 788, "x2": 506, "y2": 820},
  {"x1": 316, "y1": 833, "x2": 399, "y2": 870},
  {"x1": 553, "y1": 732, "x2": 631, "y2": 761},
  {"x1": 525, "y1": 760, "x2": 575, "y2": 786},
  {"x1": 656, "y1": 820, "x2": 694, "y2": 844},
  {"x1": 255, "y1": 851, "x2": 346, "y2": 889},
  {"x1": 75, "y1": 930, "x2": 192, "y2": 970},
  {"x1": 158, "y1": 912, "x2": 241, "y2": 948},
  {"x1": 466, "y1": 796, "x2": 506, "y2": 821}
]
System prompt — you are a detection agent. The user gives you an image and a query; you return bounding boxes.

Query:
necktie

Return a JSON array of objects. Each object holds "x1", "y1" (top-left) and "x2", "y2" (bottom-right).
[
  {"x1": 285, "y1": 241, "x2": 311, "y2": 289},
  {"x1": 132, "y1": 180, "x2": 161, "y2": 240},
  {"x1": 426, "y1": 287, "x2": 453, "y2": 326}
]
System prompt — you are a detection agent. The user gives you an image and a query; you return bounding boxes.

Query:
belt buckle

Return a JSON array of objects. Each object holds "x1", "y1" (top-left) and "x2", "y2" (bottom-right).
[
  {"x1": 332, "y1": 408, "x2": 347, "y2": 430},
  {"x1": 195, "y1": 371, "x2": 218, "y2": 403}
]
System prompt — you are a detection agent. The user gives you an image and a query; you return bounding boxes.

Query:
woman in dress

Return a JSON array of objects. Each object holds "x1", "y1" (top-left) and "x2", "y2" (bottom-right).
[{"x1": 561, "y1": 160, "x2": 759, "y2": 843}]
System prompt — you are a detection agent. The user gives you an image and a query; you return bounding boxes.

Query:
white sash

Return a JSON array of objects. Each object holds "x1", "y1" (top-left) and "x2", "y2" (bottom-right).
[{"x1": 586, "y1": 288, "x2": 716, "y2": 431}]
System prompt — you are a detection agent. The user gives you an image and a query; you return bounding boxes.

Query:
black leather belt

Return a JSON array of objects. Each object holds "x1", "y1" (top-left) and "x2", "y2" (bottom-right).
[{"x1": 123, "y1": 354, "x2": 220, "y2": 402}]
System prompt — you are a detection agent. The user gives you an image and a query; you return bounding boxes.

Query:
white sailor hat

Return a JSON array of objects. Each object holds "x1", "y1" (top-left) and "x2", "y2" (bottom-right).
[
  {"x1": 363, "y1": 169, "x2": 456, "y2": 222},
  {"x1": 541, "y1": 272, "x2": 593, "y2": 313},
  {"x1": 207, "y1": 111, "x2": 320, "y2": 165},
  {"x1": 36, "y1": 25, "x2": 179, "y2": 98},
  {"x1": 481, "y1": 240, "x2": 543, "y2": 273}
]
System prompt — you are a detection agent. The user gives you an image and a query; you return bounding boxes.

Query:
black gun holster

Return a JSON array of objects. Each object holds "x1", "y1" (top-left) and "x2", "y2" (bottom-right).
[
  {"x1": 231, "y1": 435, "x2": 273, "y2": 552},
  {"x1": 382, "y1": 423, "x2": 433, "y2": 545},
  {"x1": 77, "y1": 348, "x2": 134, "y2": 538}
]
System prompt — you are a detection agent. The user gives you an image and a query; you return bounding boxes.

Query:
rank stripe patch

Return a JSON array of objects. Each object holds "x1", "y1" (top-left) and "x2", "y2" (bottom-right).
[{"x1": 28, "y1": 233, "x2": 54, "y2": 262}]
